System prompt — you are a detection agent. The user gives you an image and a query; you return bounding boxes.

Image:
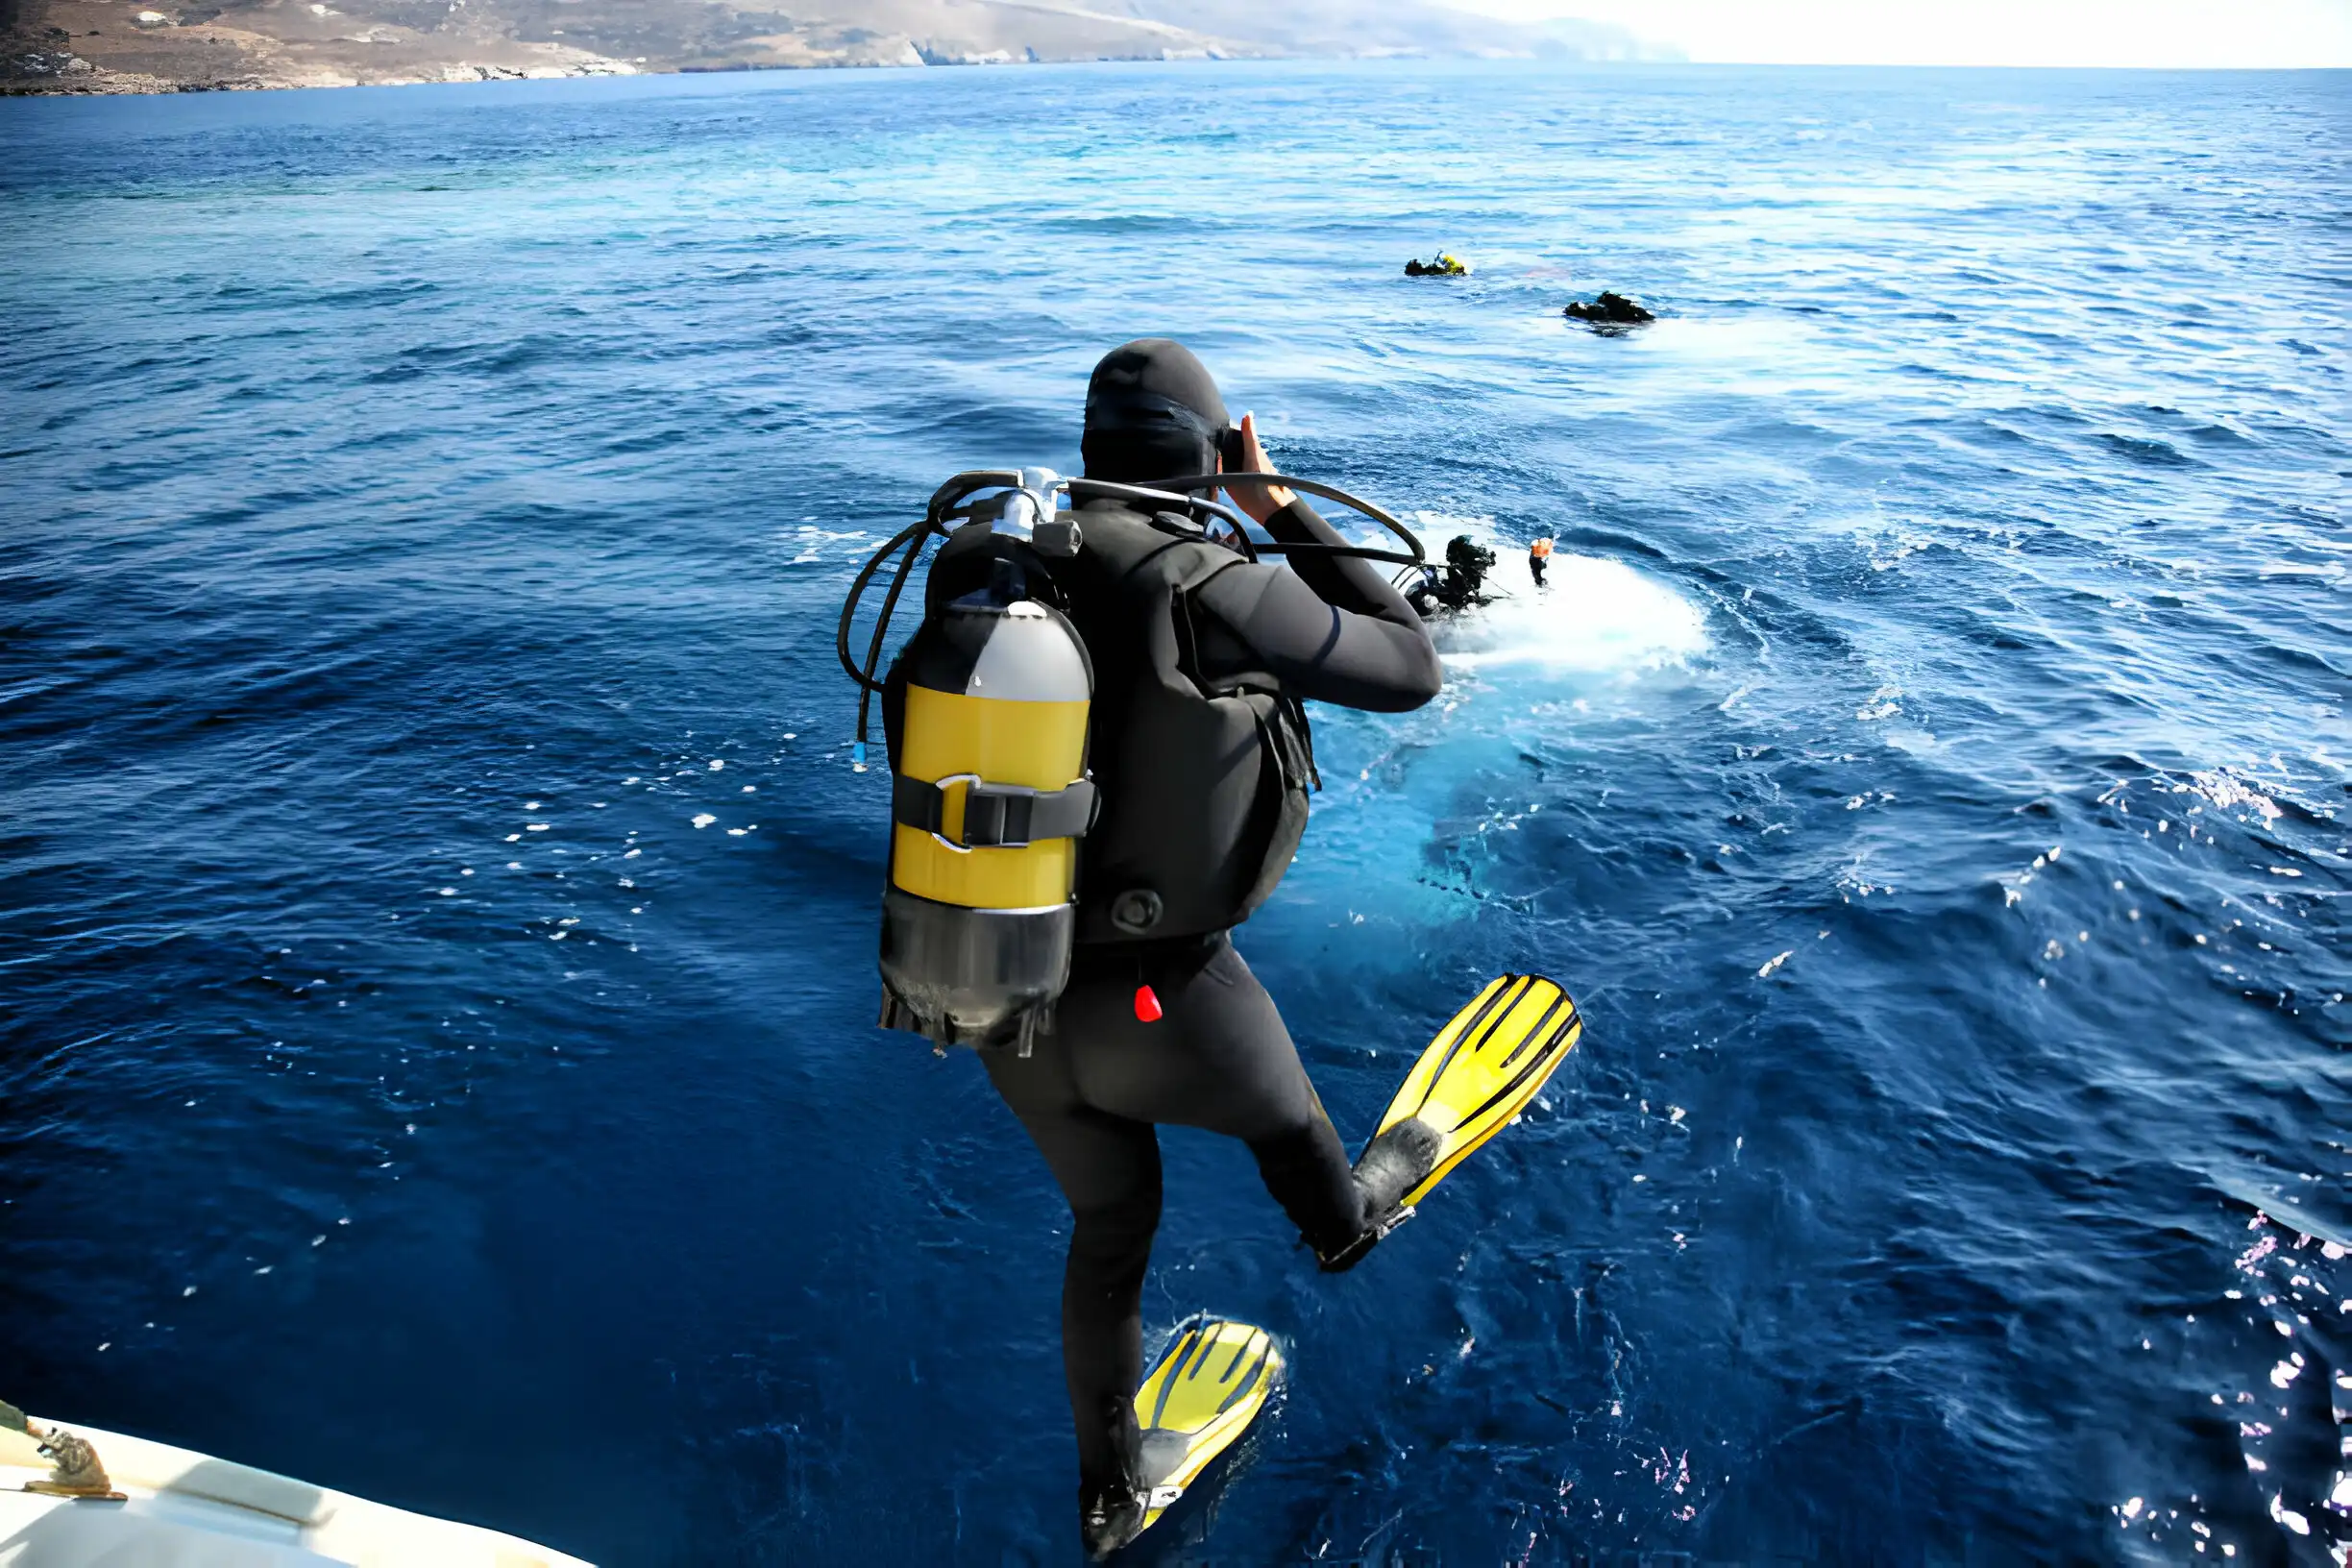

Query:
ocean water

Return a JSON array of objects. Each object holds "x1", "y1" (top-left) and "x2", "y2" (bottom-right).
[{"x1": 3, "y1": 60, "x2": 2347, "y2": 1566}]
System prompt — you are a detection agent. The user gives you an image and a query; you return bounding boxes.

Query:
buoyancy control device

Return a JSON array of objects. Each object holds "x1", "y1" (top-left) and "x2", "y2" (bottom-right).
[{"x1": 839, "y1": 467, "x2": 1424, "y2": 1053}]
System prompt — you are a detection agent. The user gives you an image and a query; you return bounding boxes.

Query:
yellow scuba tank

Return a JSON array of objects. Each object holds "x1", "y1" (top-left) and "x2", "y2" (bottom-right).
[
  {"x1": 876, "y1": 486, "x2": 1095, "y2": 1054},
  {"x1": 843, "y1": 463, "x2": 1426, "y2": 1052}
]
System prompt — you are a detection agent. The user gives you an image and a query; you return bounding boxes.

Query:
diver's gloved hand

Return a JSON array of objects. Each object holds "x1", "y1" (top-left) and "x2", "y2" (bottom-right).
[{"x1": 1223, "y1": 410, "x2": 1297, "y2": 524}]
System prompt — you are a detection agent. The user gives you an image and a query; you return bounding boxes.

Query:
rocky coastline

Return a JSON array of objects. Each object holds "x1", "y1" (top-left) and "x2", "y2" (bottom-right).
[{"x1": 0, "y1": 0, "x2": 1667, "y2": 96}]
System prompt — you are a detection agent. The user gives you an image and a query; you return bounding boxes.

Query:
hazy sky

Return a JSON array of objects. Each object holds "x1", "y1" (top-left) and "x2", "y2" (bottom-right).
[{"x1": 1443, "y1": 0, "x2": 2352, "y2": 67}]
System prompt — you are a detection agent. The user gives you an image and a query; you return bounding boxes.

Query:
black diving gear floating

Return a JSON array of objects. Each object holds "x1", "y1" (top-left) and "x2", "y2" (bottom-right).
[
  {"x1": 840, "y1": 468, "x2": 1426, "y2": 1054},
  {"x1": 1401, "y1": 532, "x2": 1499, "y2": 618}
]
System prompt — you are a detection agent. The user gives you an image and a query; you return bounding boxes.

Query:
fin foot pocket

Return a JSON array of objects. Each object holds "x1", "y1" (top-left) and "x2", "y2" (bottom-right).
[
  {"x1": 1316, "y1": 1117, "x2": 1440, "y2": 1272},
  {"x1": 1354, "y1": 1115, "x2": 1444, "y2": 1218}
]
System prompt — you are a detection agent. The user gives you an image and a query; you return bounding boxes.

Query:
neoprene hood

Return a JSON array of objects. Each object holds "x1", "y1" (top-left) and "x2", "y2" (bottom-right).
[{"x1": 1082, "y1": 338, "x2": 1231, "y2": 482}]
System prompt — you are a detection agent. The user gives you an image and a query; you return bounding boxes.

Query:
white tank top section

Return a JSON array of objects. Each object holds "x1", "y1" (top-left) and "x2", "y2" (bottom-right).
[{"x1": 964, "y1": 604, "x2": 1090, "y2": 702}]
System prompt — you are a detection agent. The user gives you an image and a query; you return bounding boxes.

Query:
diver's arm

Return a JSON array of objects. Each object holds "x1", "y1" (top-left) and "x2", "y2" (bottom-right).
[
  {"x1": 1192, "y1": 562, "x2": 1442, "y2": 712},
  {"x1": 1221, "y1": 410, "x2": 1419, "y2": 628},
  {"x1": 1255, "y1": 496, "x2": 1424, "y2": 625},
  {"x1": 1198, "y1": 408, "x2": 1440, "y2": 709}
]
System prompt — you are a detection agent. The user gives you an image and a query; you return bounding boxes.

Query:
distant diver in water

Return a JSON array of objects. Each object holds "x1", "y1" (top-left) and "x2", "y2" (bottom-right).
[
  {"x1": 1404, "y1": 533, "x2": 1498, "y2": 617},
  {"x1": 1404, "y1": 252, "x2": 1470, "y2": 277},
  {"x1": 1529, "y1": 535, "x2": 1553, "y2": 586}
]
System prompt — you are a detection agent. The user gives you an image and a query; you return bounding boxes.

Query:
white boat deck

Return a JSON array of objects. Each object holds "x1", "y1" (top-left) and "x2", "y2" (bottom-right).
[{"x1": 2, "y1": 1418, "x2": 591, "y2": 1568}]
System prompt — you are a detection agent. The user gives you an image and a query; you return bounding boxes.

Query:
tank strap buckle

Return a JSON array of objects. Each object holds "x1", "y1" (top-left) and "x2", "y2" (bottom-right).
[{"x1": 893, "y1": 772, "x2": 1097, "y2": 851}]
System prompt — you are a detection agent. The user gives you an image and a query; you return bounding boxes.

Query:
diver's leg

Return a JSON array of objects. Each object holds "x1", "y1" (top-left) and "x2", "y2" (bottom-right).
[
  {"x1": 1246, "y1": 1114, "x2": 1364, "y2": 1261},
  {"x1": 1065, "y1": 936, "x2": 1369, "y2": 1262},
  {"x1": 981, "y1": 1039, "x2": 1163, "y2": 1540}
]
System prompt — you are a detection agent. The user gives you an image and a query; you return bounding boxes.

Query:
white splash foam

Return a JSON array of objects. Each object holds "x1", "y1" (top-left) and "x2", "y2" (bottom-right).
[
  {"x1": 1437, "y1": 551, "x2": 1707, "y2": 674},
  {"x1": 2189, "y1": 768, "x2": 2283, "y2": 821}
]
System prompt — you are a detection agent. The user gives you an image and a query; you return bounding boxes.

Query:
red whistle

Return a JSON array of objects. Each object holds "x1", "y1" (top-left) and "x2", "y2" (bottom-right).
[{"x1": 1133, "y1": 985, "x2": 1163, "y2": 1023}]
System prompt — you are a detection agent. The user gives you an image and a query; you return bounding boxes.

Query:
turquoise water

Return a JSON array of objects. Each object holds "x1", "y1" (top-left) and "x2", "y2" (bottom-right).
[{"x1": 3, "y1": 61, "x2": 2347, "y2": 1564}]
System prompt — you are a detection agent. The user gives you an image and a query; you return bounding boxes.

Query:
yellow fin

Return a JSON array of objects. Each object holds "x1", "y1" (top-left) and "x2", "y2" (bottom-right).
[
  {"x1": 1372, "y1": 974, "x2": 1580, "y2": 1209},
  {"x1": 1131, "y1": 1318, "x2": 1281, "y2": 1530}
]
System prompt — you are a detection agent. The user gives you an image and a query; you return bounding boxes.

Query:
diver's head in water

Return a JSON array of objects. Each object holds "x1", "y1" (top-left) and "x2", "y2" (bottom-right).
[{"x1": 1082, "y1": 338, "x2": 1232, "y2": 482}]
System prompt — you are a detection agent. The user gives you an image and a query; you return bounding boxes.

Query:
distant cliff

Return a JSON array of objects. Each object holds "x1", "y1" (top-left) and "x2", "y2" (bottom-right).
[{"x1": 2, "y1": 0, "x2": 1672, "y2": 95}]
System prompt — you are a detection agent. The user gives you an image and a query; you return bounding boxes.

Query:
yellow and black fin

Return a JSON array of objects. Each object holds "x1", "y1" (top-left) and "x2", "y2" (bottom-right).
[
  {"x1": 1130, "y1": 1317, "x2": 1282, "y2": 1533},
  {"x1": 1353, "y1": 973, "x2": 1580, "y2": 1223}
]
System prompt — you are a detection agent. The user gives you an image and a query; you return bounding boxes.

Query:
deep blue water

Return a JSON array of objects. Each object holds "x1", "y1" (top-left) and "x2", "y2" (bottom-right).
[{"x1": 4, "y1": 60, "x2": 2348, "y2": 1566}]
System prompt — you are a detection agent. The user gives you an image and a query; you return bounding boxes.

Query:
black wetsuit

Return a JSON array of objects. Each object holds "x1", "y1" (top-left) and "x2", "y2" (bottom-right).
[{"x1": 982, "y1": 493, "x2": 1440, "y2": 1504}]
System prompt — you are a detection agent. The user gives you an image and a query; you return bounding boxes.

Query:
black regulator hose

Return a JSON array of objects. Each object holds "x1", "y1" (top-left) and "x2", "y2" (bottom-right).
[
  {"x1": 839, "y1": 470, "x2": 1029, "y2": 693},
  {"x1": 853, "y1": 526, "x2": 935, "y2": 760},
  {"x1": 1150, "y1": 473, "x2": 1426, "y2": 564},
  {"x1": 838, "y1": 519, "x2": 928, "y2": 694},
  {"x1": 837, "y1": 469, "x2": 1431, "y2": 760},
  {"x1": 1066, "y1": 473, "x2": 1428, "y2": 568},
  {"x1": 838, "y1": 470, "x2": 1034, "y2": 761}
]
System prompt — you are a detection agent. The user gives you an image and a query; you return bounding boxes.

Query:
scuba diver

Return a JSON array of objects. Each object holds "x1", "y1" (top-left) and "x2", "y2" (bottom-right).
[
  {"x1": 1402, "y1": 532, "x2": 1498, "y2": 618},
  {"x1": 1529, "y1": 534, "x2": 1554, "y2": 586},
  {"x1": 843, "y1": 340, "x2": 1580, "y2": 1558}
]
